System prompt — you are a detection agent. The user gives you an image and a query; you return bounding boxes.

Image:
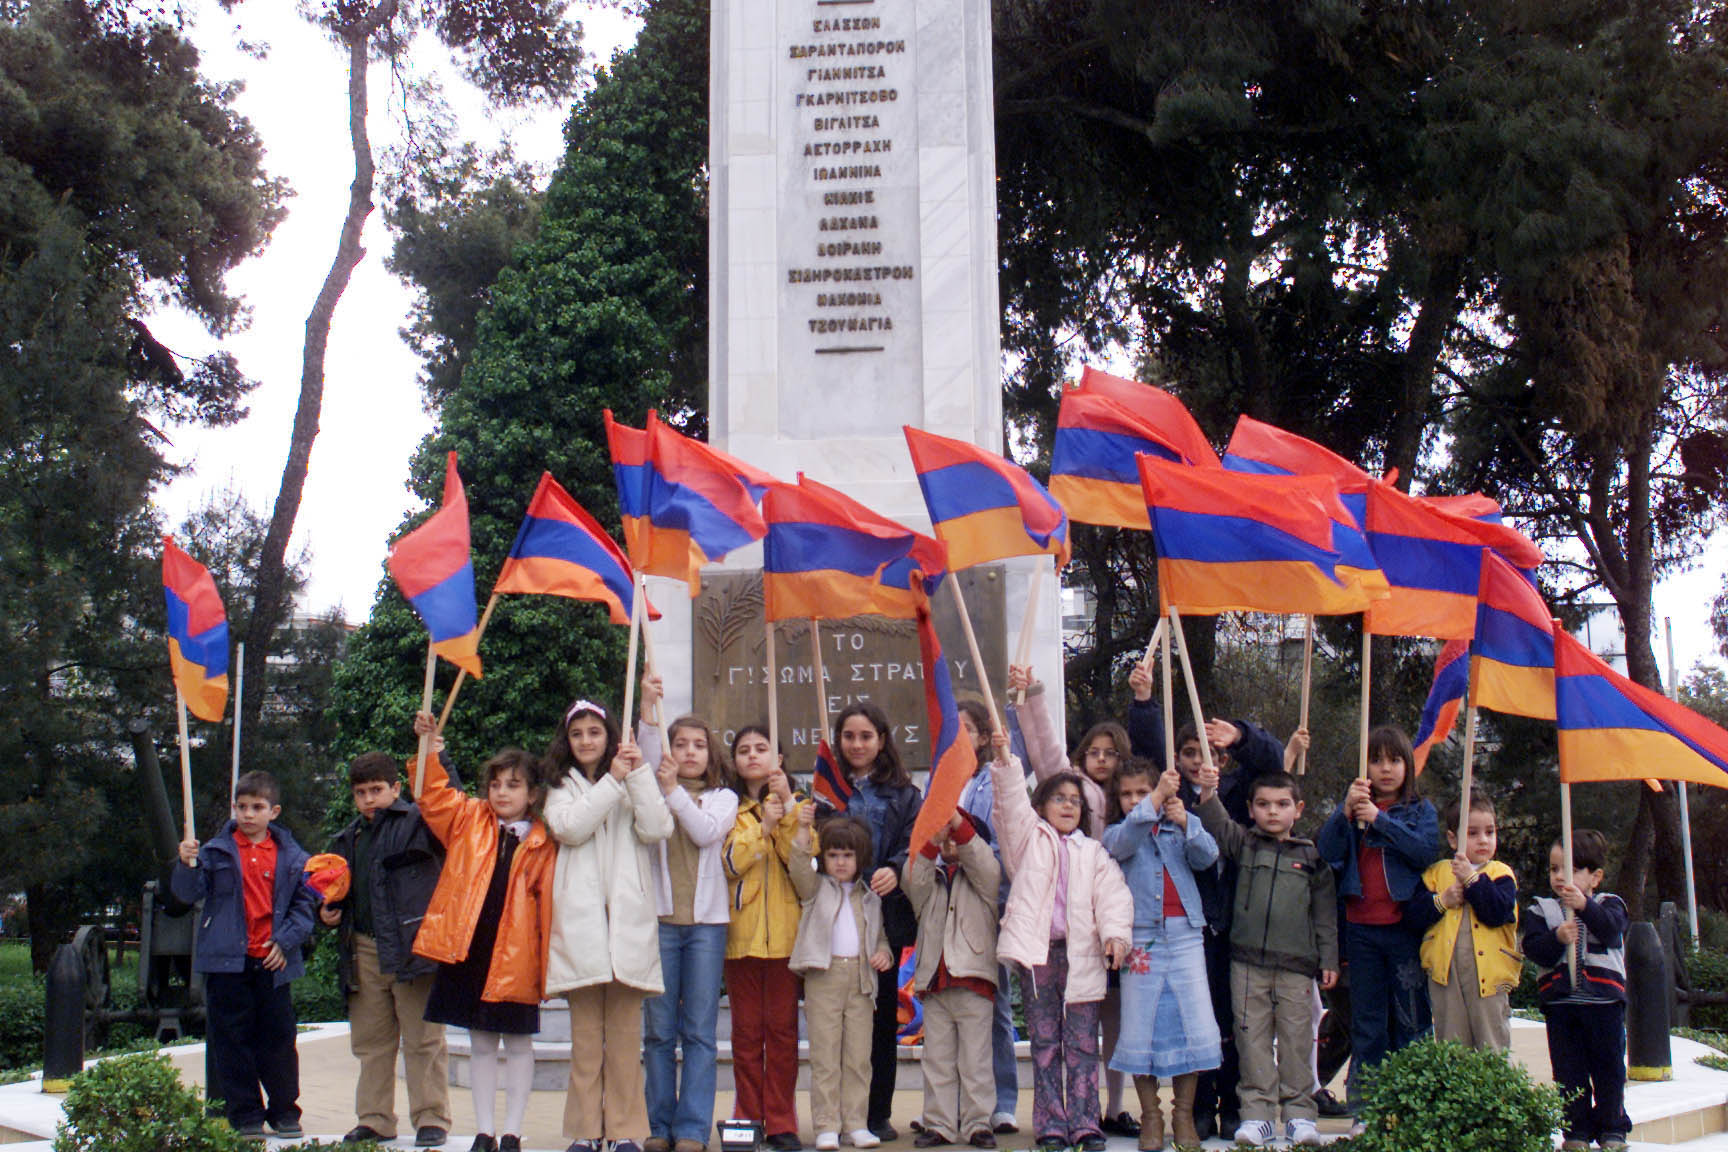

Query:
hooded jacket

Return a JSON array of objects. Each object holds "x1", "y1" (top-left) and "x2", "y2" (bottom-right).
[
  {"x1": 723, "y1": 792, "x2": 812, "y2": 960},
  {"x1": 410, "y1": 754, "x2": 556, "y2": 1005}
]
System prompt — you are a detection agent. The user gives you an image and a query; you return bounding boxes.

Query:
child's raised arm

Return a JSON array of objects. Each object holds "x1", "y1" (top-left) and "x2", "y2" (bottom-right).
[{"x1": 1008, "y1": 664, "x2": 1068, "y2": 781}]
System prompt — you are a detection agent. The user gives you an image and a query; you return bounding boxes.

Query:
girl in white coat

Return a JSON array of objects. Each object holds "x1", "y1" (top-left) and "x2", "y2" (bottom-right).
[
  {"x1": 642, "y1": 715, "x2": 739, "y2": 1152},
  {"x1": 544, "y1": 697, "x2": 673, "y2": 1152}
]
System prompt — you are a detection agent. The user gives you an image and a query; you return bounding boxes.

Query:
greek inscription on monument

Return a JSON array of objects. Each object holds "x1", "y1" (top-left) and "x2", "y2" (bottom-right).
[
  {"x1": 777, "y1": 0, "x2": 921, "y2": 438},
  {"x1": 691, "y1": 570, "x2": 1006, "y2": 772}
]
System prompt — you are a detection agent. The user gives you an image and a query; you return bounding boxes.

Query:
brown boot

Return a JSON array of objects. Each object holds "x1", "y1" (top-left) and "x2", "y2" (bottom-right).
[
  {"x1": 1133, "y1": 1075, "x2": 1164, "y2": 1151},
  {"x1": 1169, "y1": 1073, "x2": 1199, "y2": 1149}
]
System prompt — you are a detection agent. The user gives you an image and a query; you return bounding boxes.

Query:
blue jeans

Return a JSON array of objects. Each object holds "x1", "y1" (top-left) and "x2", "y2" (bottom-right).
[
  {"x1": 1343, "y1": 921, "x2": 1429, "y2": 1106},
  {"x1": 645, "y1": 923, "x2": 728, "y2": 1144}
]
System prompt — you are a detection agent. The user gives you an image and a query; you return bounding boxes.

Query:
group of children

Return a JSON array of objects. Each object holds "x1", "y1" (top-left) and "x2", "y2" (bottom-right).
[{"x1": 169, "y1": 663, "x2": 1635, "y2": 1152}]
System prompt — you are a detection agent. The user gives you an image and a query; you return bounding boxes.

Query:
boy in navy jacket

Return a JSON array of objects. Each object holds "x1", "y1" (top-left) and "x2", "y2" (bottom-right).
[{"x1": 173, "y1": 770, "x2": 317, "y2": 1139}]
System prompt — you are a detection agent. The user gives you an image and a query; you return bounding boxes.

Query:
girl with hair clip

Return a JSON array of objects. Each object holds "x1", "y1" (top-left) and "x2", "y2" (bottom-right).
[
  {"x1": 640, "y1": 714, "x2": 739, "y2": 1152},
  {"x1": 409, "y1": 716, "x2": 556, "y2": 1152},
  {"x1": 824, "y1": 702, "x2": 922, "y2": 1142},
  {"x1": 1317, "y1": 725, "x2": 1442, "y2": 1119},
  {"x1": 991, "y1": 743, "x2": 1135, "y2": 1152},
  {"x1": 723, "y1": 725, "x2": 813, "y2": 1151},
  {"x1": 543, "y1": 691, "x2": 674, "y2": 1152}
]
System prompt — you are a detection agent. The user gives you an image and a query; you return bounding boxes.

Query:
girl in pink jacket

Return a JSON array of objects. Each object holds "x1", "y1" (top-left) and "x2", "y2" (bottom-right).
[{"x1": 991, "y1": 757, "x2": 1134, "y2": 1152}]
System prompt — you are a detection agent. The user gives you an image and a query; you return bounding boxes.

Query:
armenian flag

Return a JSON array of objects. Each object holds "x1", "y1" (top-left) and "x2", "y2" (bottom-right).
[
  {"x1": 1411, "y1": 638, "x2": 1469, "y2": 773},
  {"x1": 162, "y1": 537, "x2": 230, "y2": 722},
  {"x1": 903, "y1": 426, "x2": 1069, "y2": 569},
  {"x1": 1470, "y1": 550, "x2": 1555, "y2": 721},
  {"x1": 1222, "y1": 415, "x2": 1389, "y2": 601},
  {"x1": 1138, "y1": 455, "x2": 1368, "y2": 616},
  {"x1": 906, "y1": 577, "x2": 980, "y2": 858},
  {"x1": 810, "y1": 738, "x2": 852, "y2": 812},
  {"x1": 639, "y1": 413, "x2": 777, "y2": 592},
  {"x1": 761, "y1": 476, "x2": 947, "y2": 622},
  {"x1": 1363, "y1": 480, "x2": 1542, "y2": 640},
  {"x1": 1076, "y1": 367, "x2": 1219, "y2": 467},
  {"x1": 493, "y1": 472, "x2": 650, "y2": 626},
  {"x1": 1555, "y1": 628, "x2": 1728, "y2": 788},
  {"x1": 602, "y1": 410, "x2": 656, "y2": 563},
  {"x1": 387, "y1": 451, "x2": 483, "y2": 677}
]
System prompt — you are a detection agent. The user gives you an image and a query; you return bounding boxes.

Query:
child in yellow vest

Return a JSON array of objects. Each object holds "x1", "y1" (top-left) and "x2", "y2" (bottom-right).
[{"x1": 1408, "y1": 789, "x2": 1518, "y2": 1050}]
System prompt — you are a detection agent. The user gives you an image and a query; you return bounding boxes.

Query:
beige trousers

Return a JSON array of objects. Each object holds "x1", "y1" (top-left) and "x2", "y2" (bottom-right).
[
  {"x1": 564, "y1": 982, "x2": 651, "y2": 1141},
  {"x1": 349, "y1": 934, "x2": 451, "y2": 1136},
  {"x1": 919, "y1": 987, "x2": 995, "y2": 1141},
  {"x1": 804, "y1": 957, "x2": 875, "y2": 1133},
  {"x1": 1430, "y1": 918, "x2": 1512, "y2": 1051},
  {"x1": 1232, "y1": 963, "x2": 1317, "y2": 1126}
]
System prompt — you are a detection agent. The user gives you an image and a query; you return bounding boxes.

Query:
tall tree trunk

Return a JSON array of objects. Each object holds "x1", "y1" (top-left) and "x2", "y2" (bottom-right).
[
  {"x1": 240, "y1": 1, "x2": 397, "y2": 754},
  {"x1": 1384, "y1": 258, "x2": 1461, "y2": 487}
]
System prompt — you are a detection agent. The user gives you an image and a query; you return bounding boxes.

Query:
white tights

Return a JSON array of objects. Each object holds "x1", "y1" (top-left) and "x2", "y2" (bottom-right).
[{"x1": 469, "y1": 1029, "x2": 535, "y2": 1137}]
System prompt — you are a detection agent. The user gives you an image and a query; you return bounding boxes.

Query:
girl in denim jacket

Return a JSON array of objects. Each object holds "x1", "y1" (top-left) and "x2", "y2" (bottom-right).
[{"x1": 1316, "y1": 726, "x2": 1442, "y2": 1112}]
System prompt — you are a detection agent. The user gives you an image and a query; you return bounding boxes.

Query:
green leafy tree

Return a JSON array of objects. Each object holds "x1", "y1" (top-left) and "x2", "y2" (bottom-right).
[
  {"x1": 330, "y1": 0, "x2": 710, "y2": 768},
  {"x1": 0, "y1": 0, "x2": 283, "y2": 969}
]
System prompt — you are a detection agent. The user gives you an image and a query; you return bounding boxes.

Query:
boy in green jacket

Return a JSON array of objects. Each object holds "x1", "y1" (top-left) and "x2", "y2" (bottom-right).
[{"x1": 1194, "y1": 768, "x2": 1337, "y2": 1149}]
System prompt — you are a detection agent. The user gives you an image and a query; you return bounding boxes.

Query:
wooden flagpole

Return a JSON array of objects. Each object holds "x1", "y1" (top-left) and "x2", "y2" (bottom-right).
[
  {"x1": 413, "y1": 641, "x2": 438, "y2": 798},
  {"x1": 765, "y1": 614, "x2": 780, "y2": 754},
  {"x1": 810, "y1": 618, "x2": 832, "y2": 742},
  {"x1": 1297, "y1": 615, "x2": 1313, "y2": 775},
  {"x1": 436, "y1": 593, "x2": 500, "y2": 734},
  {"x1": 230, "y1": 642, "x2": 245, "y2": 810},
  {"x1": 1456, "y1": 659, "x2": 1482, "y2": 850},
  {"x1": 1357, "y1": 628, "x2": 1373, "y2": 827},
  {"x1": 949, "y1": 578, "x2": 1006, "y2": 762},
  {"x1": 1012, "y1": 565, "x2": 1044, "y2": 706},
  {"x1": 176, "y1": 689, "x2": 195, "y2": 842},
  {"x1": 638, "y1": 576, "x2": 671, "y2": 751},
  {"x1": 1161, "y1": 617, "x2": 1176, "y2": 778},
  {"x1": 621, "y1": 579, "x2": 645, "y2": 740},
  {"x1": 1140, "y1": 618, "x2": 1168, "y2": 672},
  {"x1": 1168, "y1": 606, "x2": 1215, "y2": 778},
  {"x1": 1561, "y1": 779, "x2": 1579, "y2": 988}
]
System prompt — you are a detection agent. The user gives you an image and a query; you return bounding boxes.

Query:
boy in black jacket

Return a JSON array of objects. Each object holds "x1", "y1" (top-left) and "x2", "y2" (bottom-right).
[
  {"x1": 322, "y1": 751, "x2": 452, "y2": 1147},
  {"x1": 1521, "y1": 829, "x2": 1631, "y2": 1152}
]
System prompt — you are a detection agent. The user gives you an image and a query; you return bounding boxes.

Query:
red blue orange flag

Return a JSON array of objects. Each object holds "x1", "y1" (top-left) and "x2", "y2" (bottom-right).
[
  {"x1": 640, "y1": 413, "x2": 777, "y2": 593},
  {"x1": 906, "y1": 575, "x2": 980, "y2": 859},
  {"x1": 1077, "y1": 368, "x2": 1219, "y2": 467},
  {"x1": 903, "y1": 426, "x2": 1070, "y2": 569},
  {"x1": 1222, "y1": 416, "x2": 1390, "y2": 602},
  {"x1": 1363, "y1": 480, "x2": 1543, "y2": 640},
  {"x1": 761, "y1": 476, "x2": 947, "y2": 622},
  {"x1": 493, "y1": 472, "x2": 654, "y2": 627},
  {"x1": 1470, "y1": 550, "x2": 1555, "y2": 721},
  {"x1": 1138, "y1": 455, "x2": 1370, "y2": 616},
  {"x1": 1411, "y1": 639, "x2": 1469, "y2": 773},
  {"x1": 602, "y1": 410, "x2": 656, "y2": 565},
  {"x1": 162, "y1": 537, "x2": 230, "y2": 722},
  {"x1": 1555, "y1": 627, "x2": 1728, "y2": 788},
  {"x1": 811, "y1": 738, "x2": 852, "y2": 812},
  {"x1": 387, "y1": 451, "x2": 483, "y2": 677},
  {"x1": 1052, "y1": 384, "x2": 1216, "y2": 530}
]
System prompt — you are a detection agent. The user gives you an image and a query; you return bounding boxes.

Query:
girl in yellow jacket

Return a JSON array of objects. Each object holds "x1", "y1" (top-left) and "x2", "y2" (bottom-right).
[
  {"x1": 723, "y1": 724, "x2": 814, "y2": 1151},
  {"x1": 1409, "y1": 790, "x2": 1519, "y2": 1051}
]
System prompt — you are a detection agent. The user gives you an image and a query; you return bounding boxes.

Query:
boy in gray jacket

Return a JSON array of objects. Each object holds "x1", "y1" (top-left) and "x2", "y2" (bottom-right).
[
  {"x1": 904, "y1": 812, "x2": 1002, "y2": 1150},
  {"x1": 790, "y1": 810, "x2": 893, "y2": 1152},
  {"x1": 1194, "y1": 768, "x2": 1337, "y2": 1149}
]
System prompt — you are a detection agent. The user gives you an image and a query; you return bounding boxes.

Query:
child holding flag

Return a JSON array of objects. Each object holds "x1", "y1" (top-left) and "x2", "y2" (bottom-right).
[{"x1": 723, "y1": 725, "x2": 812, "y2": 1152}]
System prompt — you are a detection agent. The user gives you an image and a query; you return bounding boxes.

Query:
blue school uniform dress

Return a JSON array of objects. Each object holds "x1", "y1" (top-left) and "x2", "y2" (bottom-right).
[{"x1": 1102, "y1": 795, "x2": 1222, "y2": 1078}]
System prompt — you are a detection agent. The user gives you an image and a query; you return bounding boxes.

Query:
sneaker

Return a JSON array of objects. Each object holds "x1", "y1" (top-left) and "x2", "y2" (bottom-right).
[
  {"x1": 816, "y1": 1135, "x2": 840, "y2": 1151},
  {"x1": 967, "y1": 1133, "x2": 996, "y2": 1150},
  {"x1": 913, "y1": 1132, "x2": 951, "y2": 1147},
  {"x1": 848, "y1": 1130, "x2": 882, "y2": 1148},
  {"x1": 991, "y1": 1113, "x2": 1019, "y2": 1136},
  {"x1": 345, "y1": 1126, "x2": 389, "y2": 1144},
  {"x1": 499, "y1": 1138, "x2": 522, "y2": 1152},
  {"x1": 271, "y1": 1119, "x2": 305, "y2": 1139},
  {"x1": 417, "y1": 1127, "x2": 450, "y2": 1147},
  {"x1": 1286, "y1": 1118, "x2": 1320, "y2": 1146},
  {"x1": 767, "y1": 1135, "x2": 805, "y2": 1152},
  {"x1": 1232, "y1": 1119, "x2": 1274, "y2": 1148}
]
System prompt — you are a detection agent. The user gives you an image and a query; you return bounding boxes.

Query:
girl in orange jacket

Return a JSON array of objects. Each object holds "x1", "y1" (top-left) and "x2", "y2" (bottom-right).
[{"x1": 411, "y1": 712, "x2": 556, "y2": 1152}]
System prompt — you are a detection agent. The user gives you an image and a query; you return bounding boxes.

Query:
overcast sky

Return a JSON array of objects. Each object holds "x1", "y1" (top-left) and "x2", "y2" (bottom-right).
[{"x1": 140, "y1": 1, "x2": 1728, "y2": 682}]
